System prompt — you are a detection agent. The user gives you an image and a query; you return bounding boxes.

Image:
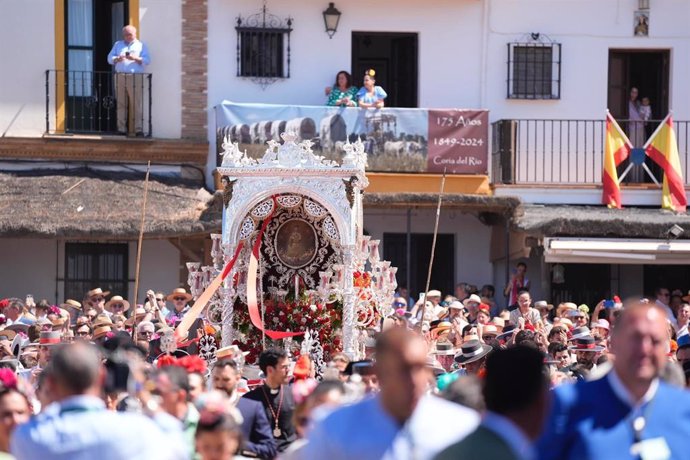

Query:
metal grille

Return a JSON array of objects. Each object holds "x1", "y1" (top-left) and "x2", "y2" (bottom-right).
[
  {"x1": 236, "y1": 5, "x2": 292, "y2": 88},
  {"x1": 64, "y1": 243, "x2": 128, "y2": 302},
  {"x1": 238, "y1": 30, "x2": 285, "y2": 78},
  {"x1": 507, "y1": 41, "x2": 561, "y2": 100}
]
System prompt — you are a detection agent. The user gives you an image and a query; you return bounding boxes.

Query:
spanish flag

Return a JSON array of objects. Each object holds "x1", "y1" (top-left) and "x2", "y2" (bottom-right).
[
  {"x1": 602, "y1": 112, "x2": 631, "y2": 208},
  {"x1": 644, "y1": 114, "x2": 687, "y2": 212}
]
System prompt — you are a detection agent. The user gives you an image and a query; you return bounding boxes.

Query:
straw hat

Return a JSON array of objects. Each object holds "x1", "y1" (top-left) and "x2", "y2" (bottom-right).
[
  {"x1": 216, "y1": 345, "x2": 250, "y2": 361},
  {"x1": 556, "y1": 302, "x2": 578, "y2": 318},
  {"x1": 105, "y1": 296, "x2": 130, "y2": 313},
  {"x1": 463, "y1": 294, "x2": 482, "y2": 307},
  {"x1": 482, "y1": 324, "x2": 499, "y2": 338},
  {"x1": 86, "y1": 288, "x2": 110, "y2": 299},
  {"x1": 430, "y1": 341, "x2": 456, "y2": 356},
  {"x1": 166, "y1": 288, "x2": 193, "y2": 302},
  {"x1": 92, "y1": 315, "x2": 114, "y2": 328},
  {"x1": 534, "y1": 300, "x2": 554, "y2": 311},
  {"x1": 569, "y1": 336, "x2": 605, "y2": 353},
  {"x1": 93, "y1": 325, "x2": 112, "y2": 340},
  {"x1": 38, "y1": 331, "x2": 62, "y2": 346},
  {"x1": 426, "y1": 290, "x2": 442, "y2": 299},
  {"x1": 0, "y1": 330, "x2": 16, "y2": 341},
  {"x1": 454, "y1": 340, "x2": 492, "y2": 364},
  {"x1": 60, "y1": 299, "x2": 82, "y2": 311},
  {"x1": 491, "y1": 317, "x2": 505, "y2": 330},
  {"x1": 124, "y1": 306, "x2": 148, "y2": 327}
]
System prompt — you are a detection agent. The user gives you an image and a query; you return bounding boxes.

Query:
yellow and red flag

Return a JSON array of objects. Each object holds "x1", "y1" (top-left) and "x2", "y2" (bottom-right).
[
  {"x1": 602, "y1": 112, "x2": 632, "y2": 208},
  {"x1": 645, "y1": 114, "x2": 687, "y2": 212}
]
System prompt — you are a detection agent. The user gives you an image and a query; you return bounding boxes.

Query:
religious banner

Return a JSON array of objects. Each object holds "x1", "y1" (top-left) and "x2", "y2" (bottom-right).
[{"x1": 215, "y1": 101, "x2": 489, "y2": 175}]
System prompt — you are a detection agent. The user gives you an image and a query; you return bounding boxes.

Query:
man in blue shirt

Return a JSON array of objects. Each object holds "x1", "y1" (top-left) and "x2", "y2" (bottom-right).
[
  {"x1": 304, "y1": 328, "x2": 479, "y2": 460},
  {"x1": 537, "y1": 302, "x2": 690, "y2": 460},
  {"x1": 11, "y1": 342, "x2": 186, "y2": 460},
  {"x1": 107, "y1": 25, "x2": 151, "y2": 137}
]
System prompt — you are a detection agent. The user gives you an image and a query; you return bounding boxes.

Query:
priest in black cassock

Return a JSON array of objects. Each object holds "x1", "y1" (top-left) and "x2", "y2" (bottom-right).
[{"x1": 243, "y1": 348, "x2": 297, "y2": 452}]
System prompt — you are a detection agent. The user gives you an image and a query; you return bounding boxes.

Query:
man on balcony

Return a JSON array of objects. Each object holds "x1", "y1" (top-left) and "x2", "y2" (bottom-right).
[{"x1": 107, "y1": 25, "x2": 151, "y2": 137}]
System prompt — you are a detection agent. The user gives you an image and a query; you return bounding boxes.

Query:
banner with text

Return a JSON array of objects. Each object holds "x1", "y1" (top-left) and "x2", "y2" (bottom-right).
[{"x1": 215, "y1": 101, "x2": 489, "y2": 174}]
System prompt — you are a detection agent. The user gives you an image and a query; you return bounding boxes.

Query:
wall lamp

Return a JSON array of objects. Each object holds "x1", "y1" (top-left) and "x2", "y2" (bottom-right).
[{"x1": 323, "y1": 3, "x2": 341, "y2": 39}]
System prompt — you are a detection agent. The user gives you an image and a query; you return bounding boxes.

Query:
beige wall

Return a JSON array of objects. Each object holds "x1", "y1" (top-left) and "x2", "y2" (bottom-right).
[{"x1": 0, "y1": 238, "x2": 180, "y2": 305}]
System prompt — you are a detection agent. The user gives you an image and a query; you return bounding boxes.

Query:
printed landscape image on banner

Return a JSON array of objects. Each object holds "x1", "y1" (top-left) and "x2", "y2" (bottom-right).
[{"x1": 215, "y1": 101, "x2": 489, "y2": 174}]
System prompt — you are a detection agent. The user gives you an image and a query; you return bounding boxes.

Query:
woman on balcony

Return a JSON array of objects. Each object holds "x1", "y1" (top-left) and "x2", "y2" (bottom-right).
[
  {"x1": 627, "y1": 87, "x2": 645, "y2": 147},
  {"x1": 326, "y1": 71, "x2": 358, "y2": 107},
  {"x1": 356, "y1": 69, "x2": 387, "y2": 109}
]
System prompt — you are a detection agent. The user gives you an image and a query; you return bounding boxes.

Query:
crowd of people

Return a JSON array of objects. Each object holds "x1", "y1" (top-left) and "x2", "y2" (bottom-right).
[{"x1": 1, "y1": 270, "x2": 690, "y2": 459}]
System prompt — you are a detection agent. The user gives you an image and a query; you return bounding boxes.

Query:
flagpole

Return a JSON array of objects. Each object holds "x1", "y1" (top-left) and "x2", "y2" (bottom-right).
[
  {"x1": 419, "y1": 169, "x2": 447, "y2": 325},
  {"x1": 606, "y1": 109, "x2": 634, "y2": 149},
  {"x1": 133, "y1": 161, "x2": 151, "y2": 343},
  {"x1": 643, "y1": 112, "x2": 671, "y2": 149}
]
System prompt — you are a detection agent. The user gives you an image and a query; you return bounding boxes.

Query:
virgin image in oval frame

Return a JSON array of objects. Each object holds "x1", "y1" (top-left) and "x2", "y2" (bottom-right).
[{"x1": 274, "y1": 218, "x2": 318, "y2": 269}]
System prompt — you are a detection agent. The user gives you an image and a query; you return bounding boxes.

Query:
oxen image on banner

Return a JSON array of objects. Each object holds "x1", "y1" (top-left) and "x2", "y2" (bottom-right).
[{"x1": 215, "y1": 101, "x2": 489, "y2": 175}]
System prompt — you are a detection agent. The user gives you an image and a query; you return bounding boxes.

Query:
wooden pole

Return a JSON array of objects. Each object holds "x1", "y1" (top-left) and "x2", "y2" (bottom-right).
[
  {"x1": 419, "y1": 170, "x2": 447, "y2": 324},
  {"x1": 132, "y1": 161, "x2": 151, "y2": 343}
]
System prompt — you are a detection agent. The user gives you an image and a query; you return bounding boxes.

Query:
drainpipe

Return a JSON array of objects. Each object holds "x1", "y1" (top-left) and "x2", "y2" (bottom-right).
[
  {"x1": 406, "y1": 207, "x2": 412, "y2": 295},
  {"x1": 479, "y1": 0, "x2": 491, "y2": 108}
]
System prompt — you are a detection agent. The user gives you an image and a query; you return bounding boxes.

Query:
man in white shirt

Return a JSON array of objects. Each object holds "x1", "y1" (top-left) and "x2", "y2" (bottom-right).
[
  {"x1": 305, "y1": 328, "x2": 479, "y2": 460},
  {"x1": 653, "y1": 286, "x2": 677, "y2": 327},
  {"x1": 107, "y1": 25, "x2": 151, "y2": 137}
]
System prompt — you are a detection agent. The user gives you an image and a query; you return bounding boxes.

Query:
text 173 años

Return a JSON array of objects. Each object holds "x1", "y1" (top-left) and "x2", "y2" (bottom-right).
[
  {"x1": 436, "y1": 116, "x2": 482, "y2": 127},
  {"x1": 433, "y1": 137, "x2": 484, "y2": 146}
]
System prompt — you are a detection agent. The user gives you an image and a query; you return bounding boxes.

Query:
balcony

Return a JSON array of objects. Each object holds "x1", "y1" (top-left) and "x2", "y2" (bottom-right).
[
  {"x1": 491, "y1": 118, "x2": 690, "y2": 185},
  {"x1": 0, "y1": 70, "x2": 207, "y2": 166},
  {"x1": 45, "y1": 70, "x2": 152, "y2": 137}
]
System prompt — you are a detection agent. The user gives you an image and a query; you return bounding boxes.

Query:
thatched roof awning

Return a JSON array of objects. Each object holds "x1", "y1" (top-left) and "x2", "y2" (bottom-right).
[
  {"x1": 363, "y1": 193, "x2": 519, "y2": 214},
  {"x1": 0, "y1": 170, "x2": 222, "y2": 239},
  {"x1": 514, "y1": 204, "x2": 690, "y2": 240}
]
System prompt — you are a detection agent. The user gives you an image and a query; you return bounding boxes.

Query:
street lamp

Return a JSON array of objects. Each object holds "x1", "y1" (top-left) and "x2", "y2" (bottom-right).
[{"x1": 323, "y1": 3, "x2": 341, "y2": 39}]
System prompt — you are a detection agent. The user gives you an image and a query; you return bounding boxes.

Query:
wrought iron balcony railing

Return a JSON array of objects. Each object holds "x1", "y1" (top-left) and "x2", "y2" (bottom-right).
[
  {"x1": 46, "y1": 70, "x2": 152, "y2": 137},
  {"x1": 491, "y1": 118, "x2": 690, "y2": 185}
]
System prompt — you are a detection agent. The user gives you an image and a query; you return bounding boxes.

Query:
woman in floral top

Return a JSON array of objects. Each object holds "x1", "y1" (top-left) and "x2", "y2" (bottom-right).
[{"x1": 326, "y1": 70, "x2": 358, "y2": 107}]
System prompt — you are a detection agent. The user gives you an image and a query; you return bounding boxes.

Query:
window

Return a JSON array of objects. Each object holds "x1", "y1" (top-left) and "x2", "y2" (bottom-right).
[
  {"x1": 65, "y1": 243, "x2": 128, "y2": 301},
  {"x1": 238, "y1": 30, "x2": 286, "y2": 78},
  {"x1": 382, "y1": 233, "x2": 455, "y2": 298},
  {"x1": 235, "y1": 6, "x2": 292, "y2": 87},
  {"x1": 66, "y1": 0, "x2": 94, "y2": 96},
  {"x1": 507, "y1": 41, "x2": 561, "y2": 99}
]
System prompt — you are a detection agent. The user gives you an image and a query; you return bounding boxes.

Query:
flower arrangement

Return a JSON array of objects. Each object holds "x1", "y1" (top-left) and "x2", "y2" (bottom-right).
[{"x1": 232, "y1": 297, "x2": 342, "y2": 364}]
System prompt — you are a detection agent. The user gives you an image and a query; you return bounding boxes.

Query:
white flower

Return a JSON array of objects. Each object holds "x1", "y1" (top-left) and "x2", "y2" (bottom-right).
[{"x1": 309, "y1": 304, "x2": 317, "y2": 312}]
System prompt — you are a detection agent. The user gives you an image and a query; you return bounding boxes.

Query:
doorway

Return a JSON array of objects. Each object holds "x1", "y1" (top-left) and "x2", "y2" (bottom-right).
[
  {"x1": 607, "y1": 50, "x2": 670, "y2": 124},
  {"x1": 351, "y1": 32, "x2": 418, "y2": 108},
  {"x1": 383, "y1": 233, "x2": 454, "y2": 299},
  {"x1": 550, "y1": 263, "x2": 611, "y2": 309},
  {"x1": 643, "y1": 265, "x2": 690, "y2": 298},
  {"x1": 65, "y1": 0, "x2": 128, "y2": 133}
]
